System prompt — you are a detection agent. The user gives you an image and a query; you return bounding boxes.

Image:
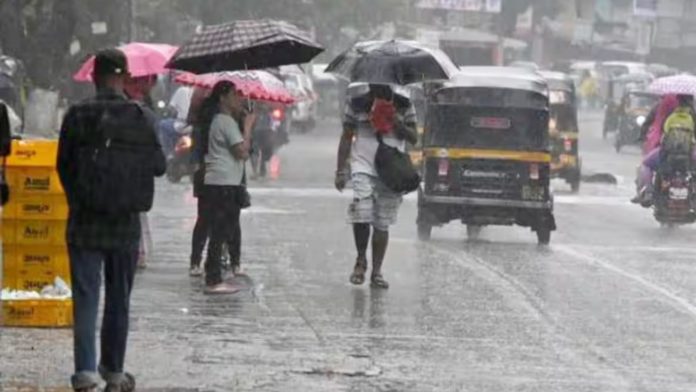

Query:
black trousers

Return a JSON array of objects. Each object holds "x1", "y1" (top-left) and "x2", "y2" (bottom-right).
[
  {"x1": 190, "y1": 195, "x2": 212, "y2": 268},
  {"x1": 203, "y1": 185, "x2": 242, "y2": 285}
]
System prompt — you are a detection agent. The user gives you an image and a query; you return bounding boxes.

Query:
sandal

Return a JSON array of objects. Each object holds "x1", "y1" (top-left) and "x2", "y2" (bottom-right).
[
  {"x1": 349, "y1": 259, "x2": 367, "y2": 285},
  {"x1": 370, "y1": 274, "x2": 389, "y2": 289},
  {"x1": 102, "y1": 372, "x2": 136, "y2": 392}
]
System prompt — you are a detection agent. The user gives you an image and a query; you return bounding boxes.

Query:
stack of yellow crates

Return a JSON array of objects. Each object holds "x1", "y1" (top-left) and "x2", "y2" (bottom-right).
[{"x1": 1, "y1": 139, "x2": 73, "y2": 327}]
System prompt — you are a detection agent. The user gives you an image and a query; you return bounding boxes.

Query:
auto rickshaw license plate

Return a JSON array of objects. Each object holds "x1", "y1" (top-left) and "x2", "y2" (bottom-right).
[{"x1": 669, "y1": 187, "x2": 688, "y2": 200}]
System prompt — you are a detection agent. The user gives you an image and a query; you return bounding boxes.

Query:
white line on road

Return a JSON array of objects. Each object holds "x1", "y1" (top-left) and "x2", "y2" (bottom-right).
[
  {"x1": 556, "y1": 245, "x2": 696, "y2": 320},
  {"x1": 559, "y1": 243, "x2": 696, "y2": 254}
]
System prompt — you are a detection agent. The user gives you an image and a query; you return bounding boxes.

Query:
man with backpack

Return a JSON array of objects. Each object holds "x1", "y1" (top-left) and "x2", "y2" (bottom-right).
[
  {"x1": 57, "y1": 49, "x2": 166, "y2": 392},
  {"x1": 636, "y1": 94, "x2": 696, "y2": 206}
]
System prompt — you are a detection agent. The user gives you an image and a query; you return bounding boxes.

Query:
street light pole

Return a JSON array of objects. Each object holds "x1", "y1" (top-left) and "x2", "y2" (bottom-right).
[{"x1": 127, "y1": 0, "x2": 136, "y2": 42}]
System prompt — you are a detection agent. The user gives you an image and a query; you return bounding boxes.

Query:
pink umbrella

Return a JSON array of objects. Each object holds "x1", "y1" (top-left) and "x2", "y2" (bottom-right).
[
  {"x1": 74, "y1": 42, "x2": 179, "y2": 82},
  {"x1": 648, "y1": 74, "x2": 696, "y2": 96},
  {"x1": 174, "y1": 70, "x2": 296, "y2": 104}
]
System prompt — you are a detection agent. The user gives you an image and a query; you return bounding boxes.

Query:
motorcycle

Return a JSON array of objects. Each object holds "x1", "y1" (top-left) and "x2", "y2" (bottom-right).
[
  {"x1": 652, "y1": 155, "x2": 696, "y2": 226},
  {"x1": 251, "y1": 105, "x2": 289, "y2": 178}
]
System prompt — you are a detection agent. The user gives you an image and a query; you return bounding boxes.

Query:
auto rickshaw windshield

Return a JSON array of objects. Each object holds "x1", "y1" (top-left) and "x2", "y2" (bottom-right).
[
  {"x1": 426, "y1": 88, "x2": 549, "y2": 150},
  {"x1": 549, "y1": 105, "x2": 578, "y2": 133},
  {"x1": 628, "y1": 94, "x2": 658, "y2": 110}
]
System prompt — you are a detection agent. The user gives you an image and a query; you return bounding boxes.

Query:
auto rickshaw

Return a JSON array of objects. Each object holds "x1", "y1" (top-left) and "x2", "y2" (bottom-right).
[
  {"x1": 407, "y1": 84, "x2": 427, "y2": 171},
  {"x1": 417, "y1": 67, "x2": 556, "y2": 244},
  {"x1": 540, "y1": 71, "x2": 581, "y2": 192},
  {"x1": 602, "y1": 73, "x2": 653, "y2": 138},
  {"x1": 614, "y1": 90, "x2": 659, "y2": 152}
]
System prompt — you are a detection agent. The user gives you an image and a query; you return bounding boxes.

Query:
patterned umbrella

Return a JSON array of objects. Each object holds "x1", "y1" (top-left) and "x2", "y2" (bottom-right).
[
  {"x1": 73, "y1": 42, "x2": 178, "y2": 82},
  {"x1": 326, "y1": 40, "x2": 458, "y2": 85},
  {"x1": 166, "y1": 19, "x2": 324, "y2": 74},
  {"x1": 174, "y1": 70, "x2": 296, "y2": 104},
  {"x1": 648, "y1": 74, "x2": 696, "y2": 96}
]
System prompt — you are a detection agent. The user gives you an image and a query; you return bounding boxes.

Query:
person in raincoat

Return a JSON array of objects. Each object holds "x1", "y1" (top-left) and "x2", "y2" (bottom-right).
[
  {"x1": 633, "y1": 94, "x2": 696, "y2": 205},
  {"x1": 579, "y1": 71, "x2": 599, "y2": 109}
]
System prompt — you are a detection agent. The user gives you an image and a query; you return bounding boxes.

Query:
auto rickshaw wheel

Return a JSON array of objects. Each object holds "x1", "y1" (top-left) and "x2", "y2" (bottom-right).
[
  {"x1": 417, "y1": 223, "x2": 432, "y2": 241},
  {"x1": 536, "y1": 227, "x2": 551, "y2": 245},
  {"x1": 466, "y1": 225, "x2": 482, "y2": 240}
]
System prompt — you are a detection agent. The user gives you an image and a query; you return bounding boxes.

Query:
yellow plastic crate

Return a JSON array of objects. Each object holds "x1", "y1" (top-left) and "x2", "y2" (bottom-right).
[
  {"x1": 5, "y1": 167, "x2": 64, "y2": 195},
  {"x1": 1, "y1": 219, "x2": 67, "y2": 246},
  {"x1": 6, "y1": 139, "x2": 59, "y2": 168},
  {"x1": 2, "y1": 194, "x2": 69, "y2": 221},
  {"x1": 2, "y1": 245, "x2": 71, "y2": 291},
  {"x1": 1, "y1": 299, "x2": 73, "y2": 328}
]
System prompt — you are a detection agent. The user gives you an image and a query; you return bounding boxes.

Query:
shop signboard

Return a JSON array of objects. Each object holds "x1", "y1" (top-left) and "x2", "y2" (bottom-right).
[{"x1": 416, "y1": 0, "x2": 501, "y2": 13}]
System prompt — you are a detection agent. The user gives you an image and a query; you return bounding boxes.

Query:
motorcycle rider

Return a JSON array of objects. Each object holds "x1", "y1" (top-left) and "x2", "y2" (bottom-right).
[
  {"x1": 635, "y1": 94, "x2": 696, "y2": 207},
  {"x1": 251, "y1": 102, "x2": 276, "y2": 179}
]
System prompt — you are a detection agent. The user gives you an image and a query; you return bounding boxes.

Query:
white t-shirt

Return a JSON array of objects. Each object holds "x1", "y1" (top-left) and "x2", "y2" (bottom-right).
[
  {"x1": 343, "y1": 99, "x2": 417, "y2": 177},
  {"x1": 204, "y1": 114, "x2": 245, "y2": 186},
  {"x1": 169, "y1": 86, "x2": 193, "y2": 122}
]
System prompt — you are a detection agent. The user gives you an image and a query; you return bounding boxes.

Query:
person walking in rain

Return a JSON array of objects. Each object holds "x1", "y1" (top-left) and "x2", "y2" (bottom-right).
[
  {"x1": 580, "y1": 70, "x2": 599, "y2": 109},
  {"x1": 57, "y1": 49, "x2": 166, "y2": 392},
  {"x1": 197, "y1": 81, "x2": 255, "y2": 293},
  {"x1": 335, "y1": 83, "x2": 418, "y2": 289}
]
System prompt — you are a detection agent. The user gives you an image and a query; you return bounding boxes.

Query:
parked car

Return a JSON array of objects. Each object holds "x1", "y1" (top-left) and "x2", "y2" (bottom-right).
[
  {"x1": 310, "y1": 63, "x2": 341, "y2": 119},
  {"x1": 283, "y1": 72, "x2": 317, "y2": 133}
]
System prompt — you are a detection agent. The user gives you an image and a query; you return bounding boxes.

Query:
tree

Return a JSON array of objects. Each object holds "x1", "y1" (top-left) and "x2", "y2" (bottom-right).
[{"x1": 0, "y1": 0, "x2": 77, "y2": 90}]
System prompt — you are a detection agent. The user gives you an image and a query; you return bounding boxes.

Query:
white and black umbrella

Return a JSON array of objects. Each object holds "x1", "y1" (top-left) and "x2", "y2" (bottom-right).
[
  {"x1": 167, "y1": 19, "x2": 324, "y2": 74},
  {"x1": 325, "y1": 40, "x2": 458, "y2": 85}
]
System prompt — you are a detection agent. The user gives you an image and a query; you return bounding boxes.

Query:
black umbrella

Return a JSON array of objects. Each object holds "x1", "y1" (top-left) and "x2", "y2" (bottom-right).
[
  {"x1": 325, "y1": 40, "x2": 458, "y2": 85},
  {"x1": 166, "y1": 19, "x2": 324, "y2": 74}
]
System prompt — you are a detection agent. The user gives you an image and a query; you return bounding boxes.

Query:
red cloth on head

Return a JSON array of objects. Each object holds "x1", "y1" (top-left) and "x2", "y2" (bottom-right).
[{"x1": 369, "y1": 98, "x2": 397, "y2": 135}]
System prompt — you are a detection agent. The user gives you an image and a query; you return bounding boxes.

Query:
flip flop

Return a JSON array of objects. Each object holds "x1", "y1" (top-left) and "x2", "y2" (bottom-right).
[
  {"x1": 350, "y1": 260, "x2": 367, "y2": 285},
  {"x1": 370, "y1": 274, "x2": 389, "y2": 289}
]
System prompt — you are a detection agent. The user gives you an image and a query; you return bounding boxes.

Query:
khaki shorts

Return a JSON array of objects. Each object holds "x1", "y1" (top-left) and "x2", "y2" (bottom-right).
[{"x1": 347, "y1": 173, "x2": 402, "y2": 231}]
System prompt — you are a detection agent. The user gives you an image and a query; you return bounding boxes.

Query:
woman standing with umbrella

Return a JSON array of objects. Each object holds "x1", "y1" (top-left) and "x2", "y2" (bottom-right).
[{"x1": 197, "y1": 81, "x2": 255, "y2": 294}]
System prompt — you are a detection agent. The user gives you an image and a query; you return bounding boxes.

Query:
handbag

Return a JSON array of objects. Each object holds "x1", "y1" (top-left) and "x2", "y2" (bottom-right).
[
  {"x1": 0, "y1": 157, "x2": 9, "y2": 206},
  {"x1": 374, "y1": 134, "x2": 420, "y2": 194}
]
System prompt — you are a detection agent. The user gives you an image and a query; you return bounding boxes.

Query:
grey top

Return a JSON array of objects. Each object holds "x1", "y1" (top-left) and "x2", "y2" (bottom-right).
[{"x1": 204, "y1": 113, "x2": 245, "y2": 186}]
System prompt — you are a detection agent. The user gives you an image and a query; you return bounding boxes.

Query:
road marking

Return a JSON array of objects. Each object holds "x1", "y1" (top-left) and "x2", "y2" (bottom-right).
[
  {"x1": 249, "y1": 187, "x2": 634, "y2": 207},
  {"x1": 241, "y1": 206, "x2": 305, "y2": 215},
  {"x1": 556, "y1": 245, "x2": 696, "y2": 319},
  {"x1": 560, "y1": 243, "x2": 696, "y2": 254}
]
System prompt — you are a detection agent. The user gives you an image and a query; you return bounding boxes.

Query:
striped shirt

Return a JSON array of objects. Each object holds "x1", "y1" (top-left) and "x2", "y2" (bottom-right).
[{"x1": 343, "y1": 97, "x2": 417, "y2": 177}]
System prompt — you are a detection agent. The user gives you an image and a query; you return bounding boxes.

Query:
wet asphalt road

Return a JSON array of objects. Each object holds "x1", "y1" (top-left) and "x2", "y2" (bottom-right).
[{"x1": 3, "y1": 111, "x2": 696, "y2": 391}]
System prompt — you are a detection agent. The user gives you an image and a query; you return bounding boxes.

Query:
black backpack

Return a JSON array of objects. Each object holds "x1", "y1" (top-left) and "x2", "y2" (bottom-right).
[
  {"x1": 374, "y1": 134, "x2": 420, "y2": 194},
  {"x1": 75, "y1": 100, "x2": 160, "y2": 215}
]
